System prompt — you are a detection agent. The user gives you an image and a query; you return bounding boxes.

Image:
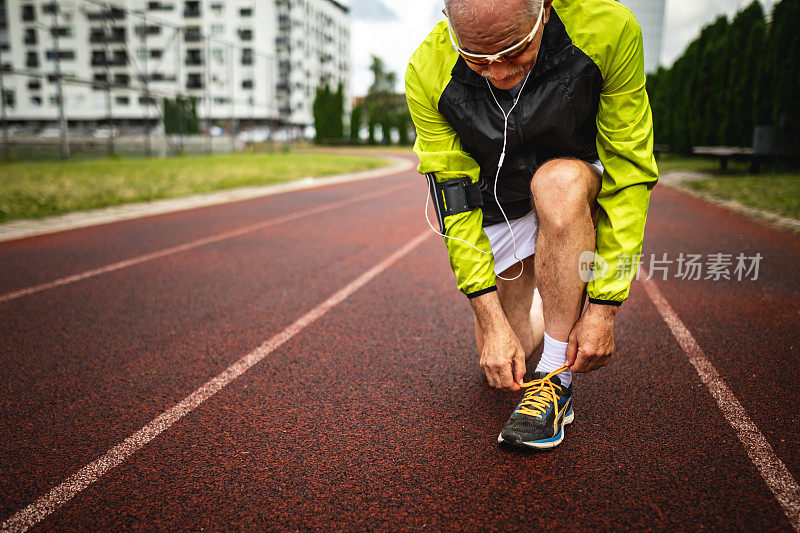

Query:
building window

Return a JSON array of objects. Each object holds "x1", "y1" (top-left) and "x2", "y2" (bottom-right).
[
  {"x1": 2, "y1": 90, "x2": 15, "y2": 108},
  {"x1": 113, "y1": 73, "x2": 130, "y2": 86},
  {"x1": 185, "y1": 48, "x2": 202, "y2": 66},
  {"x1": 31, "y1": 96, "x2": 42, "y2": 106},
  {"x1": 50, "y1": 26, "x2": 72, "y2": 38},
  {"x1": 115, "y1": 96, "x2": 130, "y2": 105},
  {"x1": 239, "y1": 29, "x2": 253, "y2": 41},
  {"x1": 46, "y1": 50, "x2": 75, "y2": 61},
  {"x1": 21, "y1": 4, "x2": 36, "y2": 22},
  {"x1": 135, "y1": 25, "x2": 160, "y2": 36},
  {"x1": 150, "y1": 49, "x2": 163, "y2": 59},
  {"x1": 24, "y1": 28, "x2": 37, "y2": 45},
  {"x1": 211, "y1": 24, "x2": 224, "y2": 35},
  {"x1": 41, "y1": 3, "x2": 58, "y2": 15},
  {"x1": 186, "y1": 73, "x2": 203, "y2": 89},
  {"x1": 148, "y1": 1, "x2": 174, "y2": 10},
  {"x1": 241, "y1": 48, "x2": 253, "y2": 65},
  {"x1": 240, "y1": 8, "x2": 253, "y2": 16},
  {"x1": 26, "y1": 51, "x2": 39, "y2": 67},
  {"x1": 139, "y1": 95, "x2": 157, "y2": 105},
  {"x1": 211, "y1": 48, "x2": 225, "y2": 62},
  {"x1": 242, "y1": 79, "x2": 253, "y2": 89},
  {"x1": 210, "y1": 3, "x2": 224, "y2": 13},
  {"x1": 184, "y1": 26, "x2": 201, "y2": 42},
  {"x1": 28, "y1": 79, "x2": 41, "y2": 90},
  {"x1": 184, "y1": 1, "x2": 200, "y2": 17}
]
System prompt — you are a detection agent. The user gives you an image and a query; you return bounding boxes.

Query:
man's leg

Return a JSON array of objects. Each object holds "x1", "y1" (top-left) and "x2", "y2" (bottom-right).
[
  {"x1": 473, "y1": 255, "x2": 539, "y2": 360},
  {"x1": 531, "y1": 159, "x2": 602, "y2": 384}
]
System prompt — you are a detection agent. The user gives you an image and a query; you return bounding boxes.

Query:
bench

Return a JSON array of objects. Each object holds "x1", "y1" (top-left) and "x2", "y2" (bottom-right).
[{"x1": 692, "y1": 146, "x2": 753, "y2": 172}]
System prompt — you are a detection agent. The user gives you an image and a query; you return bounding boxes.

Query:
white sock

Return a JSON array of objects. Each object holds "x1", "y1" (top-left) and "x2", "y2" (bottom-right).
[{"x1": 535, "y1": 332, "x2": 573, "y2": 388}]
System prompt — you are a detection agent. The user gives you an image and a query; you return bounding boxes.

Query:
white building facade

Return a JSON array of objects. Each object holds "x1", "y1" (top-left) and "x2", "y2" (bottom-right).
[
  {"x1": 0, "y1": 0, "x2": 350, "y2": 128},
  {"x1": 619, "y1": 0, "x2": 666, "y2": 74},
  {"x1": 275, "y1": 0, "x2": 350, "y2": 126}
]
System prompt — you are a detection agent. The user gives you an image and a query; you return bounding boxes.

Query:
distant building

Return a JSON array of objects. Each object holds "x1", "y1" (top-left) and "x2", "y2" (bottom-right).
[
  {"x1": 0, "y1": 0, "x2": 350, "y2": 129},
  {"x1": 275, "y1": 0, "x2": 350, "y2": 127},
  {"x1": 619, "y1": 0, "x2": 666, "y2": 74}
]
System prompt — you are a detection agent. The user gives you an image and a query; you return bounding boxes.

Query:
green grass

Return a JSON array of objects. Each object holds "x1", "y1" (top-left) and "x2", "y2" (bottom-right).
[
  {"x1": 656, "y1": 153, "x2": 800, "y2": 220},
  {"x1": 685, "y1": 174, "x2": 800, "y2": 220},
  {"x1": 0, "y1": 152, "x2": 389, "y2": 223}
]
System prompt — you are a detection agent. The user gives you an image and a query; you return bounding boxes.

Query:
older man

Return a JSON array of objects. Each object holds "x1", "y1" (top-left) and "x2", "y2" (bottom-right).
[{"x1": 406, "y1": 0, "x2": 658, "y2": 448}]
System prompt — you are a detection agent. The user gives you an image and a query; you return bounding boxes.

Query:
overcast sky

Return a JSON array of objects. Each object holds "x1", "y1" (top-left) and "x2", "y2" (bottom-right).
[{"x1": 347, "y1": 0, "x2": 779, "y2": 97}]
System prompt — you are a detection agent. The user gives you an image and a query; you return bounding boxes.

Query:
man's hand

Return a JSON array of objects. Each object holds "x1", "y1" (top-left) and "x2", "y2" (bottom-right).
[
  {"x1": 470, "y1": 291, "x2": 526, "y2": 391},
  {"x1": 480, "y1": 325, "x2": 526, "y2": 391},
  {"x1": 566, "y1": 302, "x2": 618, "y2": 373}
]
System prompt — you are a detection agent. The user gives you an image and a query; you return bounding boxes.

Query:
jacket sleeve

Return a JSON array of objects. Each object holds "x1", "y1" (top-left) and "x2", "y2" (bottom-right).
[
  {"x1": 588, "y1": 14, "x2": 659, "y2": 305},
  {"x1": 405, "y1": 59, "x2": 497, "y2": 298}
]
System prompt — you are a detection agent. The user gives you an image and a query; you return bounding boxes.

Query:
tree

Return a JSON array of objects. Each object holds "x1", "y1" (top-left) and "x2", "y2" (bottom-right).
[
  {"x1": 312, "y1": 83, "x2": 344, "y2": 144},
  {"x1": 765, "y1": 0, "x2": 800, "y2": 153},
  {"x1": 349, "y1": 103, "x2": 363, "y2": 143},
  {"x1": 646, "y1": 0, "x2": 799, "y2": 155},
  {"x1": 163, "y1": 96, "x2": 199, "y2": 135}
]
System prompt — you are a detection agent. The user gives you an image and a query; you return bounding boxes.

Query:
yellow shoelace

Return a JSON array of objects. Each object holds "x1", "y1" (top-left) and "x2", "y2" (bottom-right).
[{"x1": 515, "y1": 364, "x2": 570, "y2": 418}]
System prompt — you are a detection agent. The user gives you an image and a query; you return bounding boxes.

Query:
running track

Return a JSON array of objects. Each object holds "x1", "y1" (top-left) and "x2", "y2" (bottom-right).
[{"x1": 1, "y1": 154, "x2": 798, "y2": 531}]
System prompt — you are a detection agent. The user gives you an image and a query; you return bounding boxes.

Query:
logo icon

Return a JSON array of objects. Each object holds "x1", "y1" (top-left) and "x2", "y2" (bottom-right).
[{"x1": 578, "y1": 251, "x2": 609, "y2": 283}]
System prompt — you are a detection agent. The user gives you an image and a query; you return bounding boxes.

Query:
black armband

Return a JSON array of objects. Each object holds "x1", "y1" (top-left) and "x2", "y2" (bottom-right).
[{"x1": 425, "y1": 173, "x2": 484, "y2": 233}]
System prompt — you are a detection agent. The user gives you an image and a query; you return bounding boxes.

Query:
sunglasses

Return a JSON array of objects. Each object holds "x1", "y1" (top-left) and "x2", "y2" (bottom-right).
[{"x1": 446, "y1": 2, "x2": 544, "y2": 66}]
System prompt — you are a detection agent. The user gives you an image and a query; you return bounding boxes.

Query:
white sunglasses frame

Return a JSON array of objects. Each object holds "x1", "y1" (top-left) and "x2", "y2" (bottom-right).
[{"x1": 446, "y1": 1, "x2": 545, "y2": 64}]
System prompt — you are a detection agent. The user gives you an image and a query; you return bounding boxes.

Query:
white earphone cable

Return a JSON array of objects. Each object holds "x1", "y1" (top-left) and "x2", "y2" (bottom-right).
[{"x1": 424, "y1": 71, "x2": 533, "y2": 282}]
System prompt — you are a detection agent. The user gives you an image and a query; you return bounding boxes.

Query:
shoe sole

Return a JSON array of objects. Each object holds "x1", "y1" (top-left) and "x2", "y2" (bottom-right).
[{"x1": 497, "y1": 410, "x2": 574, "y2": 450}]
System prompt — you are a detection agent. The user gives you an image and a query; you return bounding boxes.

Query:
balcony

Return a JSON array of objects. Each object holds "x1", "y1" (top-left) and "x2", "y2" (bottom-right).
[
  {"x1": 184, "y1": 2, "x2": 200, "y2": 17},
  {"x1": 183, "y1": 28, "x2": 201, "y2": 42},
  {"x1": 87, "y1": 8, "x2": 125, "y2": 21},
  {"x1": 91, "y1": 54, "x2": 127, "y2": 67},
  {"x1": 22, "y1": 6, "x2": 36, "y2": 22},
  {"x1": 185, "y1": 49, "x2": 203, "y2": 66},
  {"x1": 90, "y1": 28, "x2": 126, "y2": 44}
]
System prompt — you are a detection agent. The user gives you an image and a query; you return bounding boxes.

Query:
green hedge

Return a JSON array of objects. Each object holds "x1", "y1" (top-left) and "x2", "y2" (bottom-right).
[{"x1": 647, "y1": 0, "x2": 800, "y2": 154}]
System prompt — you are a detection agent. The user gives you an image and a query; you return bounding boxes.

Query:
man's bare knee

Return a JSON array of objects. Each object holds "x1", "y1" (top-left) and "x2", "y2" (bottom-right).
[{"x1": 531, "y1": 159, "x2": 599, "y2": 228}]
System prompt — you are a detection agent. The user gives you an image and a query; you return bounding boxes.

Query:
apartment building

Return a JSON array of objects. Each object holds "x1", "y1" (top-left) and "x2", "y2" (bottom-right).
[
  {"x1": 619, "y1": 0, "x2": 666, "y2": 74},
  {"x1": 0, "y1": 0, "x2": 350, "y2": 128},
  {"x1": 275, "y1": 0, "x2": 350, "y2": 126}
]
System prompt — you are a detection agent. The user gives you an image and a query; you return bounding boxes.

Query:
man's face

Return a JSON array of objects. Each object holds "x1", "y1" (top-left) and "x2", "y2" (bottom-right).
[{"x1": 451, "y1": 1, "x2": 550, "y2": 90}]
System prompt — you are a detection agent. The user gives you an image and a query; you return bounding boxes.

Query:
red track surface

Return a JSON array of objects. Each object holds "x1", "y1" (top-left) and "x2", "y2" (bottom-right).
[{"x1": 1, "y1": 155, "x2": 798, "y2": 531}]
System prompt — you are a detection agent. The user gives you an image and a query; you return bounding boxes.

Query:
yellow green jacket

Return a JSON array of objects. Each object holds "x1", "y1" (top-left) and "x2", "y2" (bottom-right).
[{"x1": 405, "y1": 0, "x2": 659, "y2": 305}]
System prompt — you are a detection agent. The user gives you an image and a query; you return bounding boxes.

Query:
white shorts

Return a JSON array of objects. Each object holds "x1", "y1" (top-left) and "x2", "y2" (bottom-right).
[
  {"x1": 484, "y1": 210, "x2": 539, "y2": 275},
  {"x1": 484, "y1": 159, "x2": 603, "y2": 276}
]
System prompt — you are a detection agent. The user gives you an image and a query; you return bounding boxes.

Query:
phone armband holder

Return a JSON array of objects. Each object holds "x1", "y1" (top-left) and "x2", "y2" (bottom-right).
[{"x1": 425, "y1": 174, "x2": 484, "y2": 233}]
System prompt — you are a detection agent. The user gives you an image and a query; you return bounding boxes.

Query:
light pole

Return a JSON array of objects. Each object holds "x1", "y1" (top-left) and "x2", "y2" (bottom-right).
[{"x1": 51, "y1": 7, "x2": 69, "y2": 159}]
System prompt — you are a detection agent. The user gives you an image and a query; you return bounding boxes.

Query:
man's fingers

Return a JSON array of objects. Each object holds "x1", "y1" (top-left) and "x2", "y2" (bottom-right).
[
  {"x1": 566, "y1": 331, "x2": 579, "y2": 367},
  {"x1": 572, "y1": 352, "x2": 613, "y2": 373},
  {"x1": 482, "y1": 366, "x2": 498, "y2": 388},
  {"x1": 497, "y1": 363, "x2": 518, "y2": 391},
  {"x1": 513, "y1": 351, "x2": 526, "y2": 386}
]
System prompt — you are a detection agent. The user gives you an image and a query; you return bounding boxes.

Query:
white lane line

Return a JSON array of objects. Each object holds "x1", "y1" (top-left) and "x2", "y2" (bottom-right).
[
  {"x1": 0, "y1": 183, "x2": 412, "y2": 304},
  {"x1": 640, "y1": 274, "x2": 800, "y2": 531},
  {"x1": 0, "y1": 230, "x2": 431, "y2": 533}
]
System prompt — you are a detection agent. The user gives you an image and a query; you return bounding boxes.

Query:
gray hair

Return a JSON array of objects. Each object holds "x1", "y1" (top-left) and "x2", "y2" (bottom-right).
[{"x1": 444, "y1": 0, "x2": 541, "y2": 25}]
